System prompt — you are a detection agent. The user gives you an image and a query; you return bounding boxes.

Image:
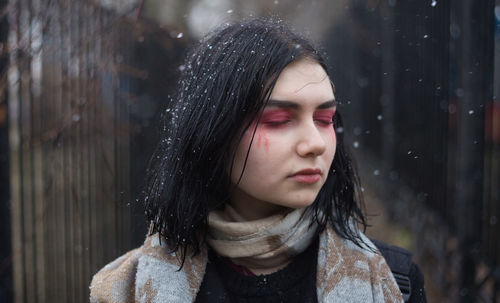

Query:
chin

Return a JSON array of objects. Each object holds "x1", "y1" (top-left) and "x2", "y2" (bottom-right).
[{"x1": 280, "y1": 194, "x2": 318, "y2": 209}]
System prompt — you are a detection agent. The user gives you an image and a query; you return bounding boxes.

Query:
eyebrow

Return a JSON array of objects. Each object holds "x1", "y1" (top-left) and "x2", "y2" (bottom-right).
[{"x1": 265, "y1": 99, "x2": 336, "y2": 110}]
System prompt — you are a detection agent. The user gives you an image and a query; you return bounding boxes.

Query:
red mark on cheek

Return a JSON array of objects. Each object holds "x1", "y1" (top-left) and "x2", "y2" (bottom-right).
[
  {"x1": 253, "y1": 127, "x2": 270, "y2": 152},
  {"x1": 264, "y1": 136, "x2": 269, "y2": 152}
]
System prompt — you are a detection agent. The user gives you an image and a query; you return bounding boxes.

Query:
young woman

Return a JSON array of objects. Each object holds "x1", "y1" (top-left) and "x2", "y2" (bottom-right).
[{"x1": 90, "y1": 18, "x2": 426, "y2": 303}]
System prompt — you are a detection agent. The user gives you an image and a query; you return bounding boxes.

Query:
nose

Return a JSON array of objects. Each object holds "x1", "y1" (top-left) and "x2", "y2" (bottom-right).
[{"x1": 296, "y1": 123, "x2": 327, "y2": 157}]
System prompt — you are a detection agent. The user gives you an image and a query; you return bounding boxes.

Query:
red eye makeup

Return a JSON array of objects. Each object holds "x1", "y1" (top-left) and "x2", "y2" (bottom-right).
[
  {"x1": 260, "y1": 109, "x2": 294, "y2": 127},
  {"x1": 313, "y1": 109, "x2": 335, "y2": 126}
]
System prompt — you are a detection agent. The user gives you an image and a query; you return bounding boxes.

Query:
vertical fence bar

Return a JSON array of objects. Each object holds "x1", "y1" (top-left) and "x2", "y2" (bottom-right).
[
  {"x1": 19, "y1": 0, "x2": 34, "y2": 301},
  {"x1": 40, "y1": 1, "x2": 55, "y2": 300},
  {"x1": 0, "y1": 0, "x2": 12, "y2": 300},
  {"x1": 79, "y1": 1, "x2": 91, "y2": 298},
  {"x1": 30, "y1": 0, "x2": 44, "y2": 300},
  {"x1": 8, "y1": 0, "x2": 24, "y2": 301}
]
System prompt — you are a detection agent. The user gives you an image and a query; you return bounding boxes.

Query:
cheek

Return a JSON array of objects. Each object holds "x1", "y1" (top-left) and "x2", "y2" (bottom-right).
[
  {"x1": 234, "y1": 125, "x2": 271, "y2": 175},
  {"x1": 325, "y1": 127, "x2": 337, "y2": 160},
  {"x1": 239, "y1": 124, "x2": 270, "y2": 153}
]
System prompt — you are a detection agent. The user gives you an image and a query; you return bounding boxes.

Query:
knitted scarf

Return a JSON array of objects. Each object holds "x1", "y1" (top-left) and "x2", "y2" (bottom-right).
[
  {"x1": 90, "y1": 208, "x2": 404, "y2": 303},
  {"x1": 207, "y1": 205, "x2": 318, "y2": 273}
]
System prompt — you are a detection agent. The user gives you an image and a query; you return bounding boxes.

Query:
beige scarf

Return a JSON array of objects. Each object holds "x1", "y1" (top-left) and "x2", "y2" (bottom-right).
[
  {"x1": 90, "y1": 208, "x2": 404, "y2": 303},
  {"x1": 207, "y1": 205, "x2": 318, "y2": 272}
]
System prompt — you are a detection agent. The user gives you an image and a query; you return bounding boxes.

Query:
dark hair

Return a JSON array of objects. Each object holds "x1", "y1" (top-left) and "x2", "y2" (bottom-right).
[{"x1": 142, "y1": 18, "x2": 367, "y2": 263}]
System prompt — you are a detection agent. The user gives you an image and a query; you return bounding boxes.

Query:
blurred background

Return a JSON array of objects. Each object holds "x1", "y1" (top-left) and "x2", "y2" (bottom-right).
[{"x1": 0, "y1": 0, "x2": 499, "y2": 302}]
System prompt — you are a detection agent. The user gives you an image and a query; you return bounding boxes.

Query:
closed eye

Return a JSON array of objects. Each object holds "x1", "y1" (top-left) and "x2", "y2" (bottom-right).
[
  {"x1": 314, "y1": 119, "x2": 334, "y2": 125},
  {"x1": 263, "y1": 120, "x2": 292, "y2": 127},
  {"x1": 260, "y1": 109, "x2": 293, "y2": 127},
  {"x1": 313, "y1": 109, "x2": 335, "y2": 126}
]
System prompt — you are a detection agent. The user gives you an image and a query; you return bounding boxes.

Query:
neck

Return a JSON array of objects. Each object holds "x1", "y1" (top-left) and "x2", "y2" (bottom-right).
[{"x1": 229, "y1": 187, "x2": 286, "y2": 221}]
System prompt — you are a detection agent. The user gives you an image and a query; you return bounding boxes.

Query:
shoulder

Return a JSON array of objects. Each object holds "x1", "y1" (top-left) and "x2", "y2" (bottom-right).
[
  {"x1": 317, "y1": 227, "x2": 404, "y2": 302},
  {"x1": 370, "y1": 239, "x2": 427, "y2": 303},
  {"x1": 89, "y1": 234, "x2": 208, "y2": 303},
  {"x1": 89, "y1": 248, "x2": 142, "y2": 303}
]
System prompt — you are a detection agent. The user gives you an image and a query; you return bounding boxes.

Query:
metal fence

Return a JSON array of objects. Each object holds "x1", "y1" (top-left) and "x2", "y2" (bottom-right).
[
  {"x1": 4, "y1": 0, "x2": 188, "y2": 301},
  {"x1": 7, "y1": 1, "x2": 135, "y2": 301},
  {"x1": 326, "y1": 0, "x2": 499, "y2": 302}
]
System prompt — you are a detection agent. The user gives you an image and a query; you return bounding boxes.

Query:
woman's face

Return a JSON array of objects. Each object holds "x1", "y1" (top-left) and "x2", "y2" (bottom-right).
[{"x1": 230, "y1": 58, "x2": 337, "y2": 220}]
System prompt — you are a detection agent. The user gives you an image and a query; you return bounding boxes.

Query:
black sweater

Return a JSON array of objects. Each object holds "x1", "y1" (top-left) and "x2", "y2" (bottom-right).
[
  {"x1": 195, "y1": 238, "x2": 319, "y2": 303},
  {"x1": 194, "y1": 238, "x2": 426, "y2": 303}
]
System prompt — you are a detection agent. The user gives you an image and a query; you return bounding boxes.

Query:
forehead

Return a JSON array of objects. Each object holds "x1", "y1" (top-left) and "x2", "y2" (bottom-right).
[{"x1": 269, "y1": 59, "x2": 334, "y2": 101}]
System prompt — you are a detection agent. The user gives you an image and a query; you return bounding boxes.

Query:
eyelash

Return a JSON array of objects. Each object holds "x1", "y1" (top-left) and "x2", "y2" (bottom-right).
[
  {"x1": 263, "y1": 118, "x2": 334, "y2": 127},
  {"x1": 315, "y1": 119, "x2": 334, "y2": 126},
  {"x1": 313, "y1": 113, "x2": 335, "y2": 126},
  {"x1": 264, "y1": 120, "x2": 292, "y2": 127}
]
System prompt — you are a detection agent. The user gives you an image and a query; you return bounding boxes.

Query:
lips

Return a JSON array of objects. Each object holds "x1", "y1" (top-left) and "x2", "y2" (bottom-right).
[{"x1": 291, "y1": 168, "x2": 322, "y2": 184}]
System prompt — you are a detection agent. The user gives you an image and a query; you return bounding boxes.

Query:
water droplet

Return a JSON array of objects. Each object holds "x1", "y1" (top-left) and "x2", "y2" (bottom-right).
[
  {"x1": 408, "y1": 150, "x2": 412, "y2": 155},
  {"x1": 176, "y1": 32, "x2": 183, "y2": 39},
  {"x1": 178, "y1": 65, "x2": 186, "y2": 71}
]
